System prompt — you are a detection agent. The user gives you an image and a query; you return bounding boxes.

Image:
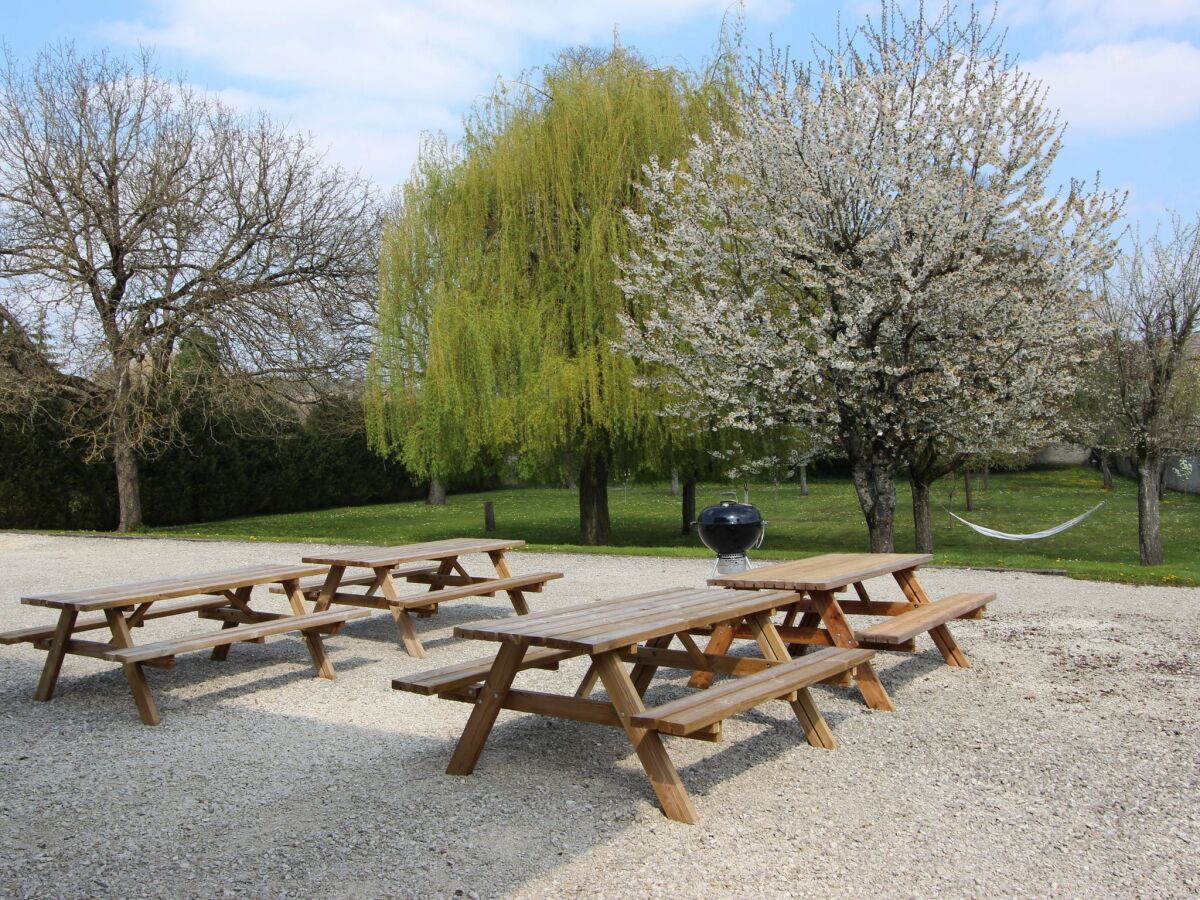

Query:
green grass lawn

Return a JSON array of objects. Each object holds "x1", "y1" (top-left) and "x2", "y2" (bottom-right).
[{"x1": 149, "y1": 466, "x2": 1200, "y2": 587}]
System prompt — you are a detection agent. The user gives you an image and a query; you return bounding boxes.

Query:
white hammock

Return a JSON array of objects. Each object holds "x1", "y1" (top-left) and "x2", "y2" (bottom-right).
[{"x1": 945, "y1": 501, "x2": 1106, "y2": 541}]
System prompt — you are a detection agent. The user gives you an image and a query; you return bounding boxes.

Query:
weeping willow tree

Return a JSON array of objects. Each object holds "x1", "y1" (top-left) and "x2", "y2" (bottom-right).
[{"x1": 367, "y1": 45, "x2": 736, "y2": 543}]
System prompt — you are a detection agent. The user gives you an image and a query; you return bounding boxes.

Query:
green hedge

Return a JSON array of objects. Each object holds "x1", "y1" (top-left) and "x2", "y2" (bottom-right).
[{"x1": 0, "y1": 398, "x2": 425, "y2": 530}]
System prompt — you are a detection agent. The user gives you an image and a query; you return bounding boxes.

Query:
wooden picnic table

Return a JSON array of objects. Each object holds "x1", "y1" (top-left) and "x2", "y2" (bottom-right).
[
  {"x1": 1, "y1": 563, "x2": 369, "y2": 725},
  {"x1": 301, "y1": 538, "x2": 562, "y2": 658},
  {"x1": 393, "y1": 585, "x2": 880, "y2": 824},
  {"x1": 703, "y1": 553, "x2": 995, "y2": 708}
]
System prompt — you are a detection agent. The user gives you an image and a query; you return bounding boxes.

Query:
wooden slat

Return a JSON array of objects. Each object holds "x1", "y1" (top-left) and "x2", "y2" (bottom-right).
[
  {"x1": 454, "y1": 587, "x2": 799, "y2": 654},
  {"x1": 268, "y1": 563, "x2": 440, "y2": 596},
  {"x1": 856, "y1": 592, "x2": 994, "y2": 645},
  {"x1": 631, "y1": 648, "x2": 873, "y2": 736},
  {"x1": 22, "y1": 563, "x2": 332, "y2": 611},
  {"x1": 392, "y1": 647, "x2": 577, "y2": 695},
  {"x1": 394, "y1": 571, "x2": 562, "y2": 607},
  {"x1": 302, "y1": 538, "x2": 525, "y2": 569},
  {"x1": 619, "y1": 645, "x2": 777, "y2": 676},
  {"x1": 0, "y1": 595, "x2": 232, "y2": 644},
  {"x1": 707, "y1": 553, "x2": 933, "y2": 592},
  {"x1": 434, "y1": 687, "x2": 724, "y2": 743},
  {"x1": 104, "y1": 608, "x2": 369, "y2": 664}
]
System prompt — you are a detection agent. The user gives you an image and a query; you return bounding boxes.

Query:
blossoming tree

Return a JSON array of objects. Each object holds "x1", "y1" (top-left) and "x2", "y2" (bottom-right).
[
  {"x1": 618, "y1": 2, "x2": 1121, "y2": 551},
  {"x1": 1087, "y1": 215, "x2": 1200, "y2": 565}
]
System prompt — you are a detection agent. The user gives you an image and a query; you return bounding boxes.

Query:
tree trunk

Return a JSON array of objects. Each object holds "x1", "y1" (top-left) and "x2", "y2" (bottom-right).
[
  {"x1": 670, "y1": 469, "x2": 680, "y2": 497},
  {"x1": 910, "y1": 475, "x2": 933, "y2": 553},
  {"x1": 1099, "y1": 453, "x2": 1114, "y2": 489},
  {"x1": 799, "y1": 464, "x2": 808, "y2": 497},
  {"x1": 1157, "y1": 458, "x2": 1169, "y2": 501},
  {"x1": 426, "y1": 478, "x2": 446, "y2": 506},
  {"x1": 1137, "y1": 455, "x2": 1164, "y2": 565},
  {"x1": 113, "y1": 436, "x2": 144, "y2": 532},
  {"x1": 851, "y1": 459, "x2": 896, "y2": 552},
  {"x1": 742, "y1": 481, "x2": 750, "y2": 505},
  {"x1": 578, "y1": 453, "x2": 612, "y2": 545},
  {"x1": 963, "y1": 470, "x2": 974, "y2": 511},
  {"x1": 681, "y1": 478, "x2": 696, "y2": 536}
]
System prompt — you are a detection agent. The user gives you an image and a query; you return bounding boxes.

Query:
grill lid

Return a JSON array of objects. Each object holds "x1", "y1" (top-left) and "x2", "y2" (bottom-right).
[{"x1": 696, "y1": 500, "x2": 763, "y2": 526}]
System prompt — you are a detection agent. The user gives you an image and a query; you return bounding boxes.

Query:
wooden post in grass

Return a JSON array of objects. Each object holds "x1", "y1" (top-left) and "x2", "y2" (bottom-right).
[{"x1": 484, "y1": 501, "x2": 496, "y2": 532}]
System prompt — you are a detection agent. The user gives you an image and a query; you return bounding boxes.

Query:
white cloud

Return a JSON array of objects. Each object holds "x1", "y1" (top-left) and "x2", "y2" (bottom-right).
[
  {"x1": 1001, "y1": 0, "x2": 1200, "y2": 43},
  {"x1": 100, "y1": 1, "x2": 786, "y2": 187},
  {"x1": 1022, "y1": 40, "x2": 1200, "y2": 134}
]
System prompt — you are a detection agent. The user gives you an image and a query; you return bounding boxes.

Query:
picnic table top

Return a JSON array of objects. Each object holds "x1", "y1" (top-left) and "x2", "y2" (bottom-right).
[
  {"x1": 22, "y1": 562, "x2": 330, "y2": 612},
  {"x1": 302, "y1": 537, "x2": 525, "y2": 569},
  {"x1": 454, "y1": 585, "x2": 799, "y2": 654},
  {"x1": 708, "y1": 552, "x2": 933, "y2": 592}
]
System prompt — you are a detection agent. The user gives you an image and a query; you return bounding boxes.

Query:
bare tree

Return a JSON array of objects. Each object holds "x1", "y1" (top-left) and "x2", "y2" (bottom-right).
[
  {"x1": 1091, "y1": 214, "x2": 1200, "y2": 564},
  {"x1": 0, "y1": 46, "x2": 380, "y2": 530}
]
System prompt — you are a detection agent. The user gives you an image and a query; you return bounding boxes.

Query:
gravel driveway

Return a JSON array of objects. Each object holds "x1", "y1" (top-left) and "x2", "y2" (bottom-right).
[{"x1": 0, "y1": 533, "x2": 1196, "y2": 899}]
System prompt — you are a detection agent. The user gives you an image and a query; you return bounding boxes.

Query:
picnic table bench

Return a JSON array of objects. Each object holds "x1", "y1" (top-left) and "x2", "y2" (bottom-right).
[
  {"x1": 302, "y1": 538, "x2": 562, "y2": 658},
  {"x1": 704, "y1": 553, "x2": 995, "y2": 706},
  {"x1": 1, "y1": 563, "x2": 367, "y2": 725},
  {"x1": 394, "y1": 585, "x2": 882, "y2": 824}
]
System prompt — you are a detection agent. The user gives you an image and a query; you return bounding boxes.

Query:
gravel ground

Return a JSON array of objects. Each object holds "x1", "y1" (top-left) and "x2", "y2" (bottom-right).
[{"x1": 0, "y1": 532, "x2": 1196, "y2": 899}]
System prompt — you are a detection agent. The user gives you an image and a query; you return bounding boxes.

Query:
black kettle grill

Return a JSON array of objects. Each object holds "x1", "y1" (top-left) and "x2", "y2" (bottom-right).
[{"x1": 694, "y1": 493, "x2": 766, "y2": 577}]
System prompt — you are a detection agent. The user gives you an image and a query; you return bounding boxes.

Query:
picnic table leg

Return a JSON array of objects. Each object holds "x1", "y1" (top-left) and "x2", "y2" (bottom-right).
[
  {"x1": 283, "y1": 580, "x2": 336, "y2": 679},
  {"x1": 574, "y1": 660, "x2": 600, "y2": 698},
  {"x1": 378, "y1": 570, "x2": 426, "y2": 658},
  {"x1": 687, "y1": 622, "x2": 734, "y2": 689},
  {"x1": 312, "y1": 565, "x2": 346, "y2": 612},
  {"x1": 446, "y1": 642, "x2": 527, "y2": 776},
  {"x1": 484, "y1": 550, "x2": 531, "y2": 615},
  {"x1": 630, "y1": 634, "x2": 674, "y2": 697},
  {"x1": 894, "y1": 569, "x2": 970, "y2": 668},
  {"x1": 808, "y1": 590, "x2": 894, "y2": 712},
  {"x1": 745, "y1": 612, "x2": 837, "y2": 749},
  {"x1": 103, "y1": 607, "x2": 161, "y2": 726},
  {"x1": 211, "y1": 586, "x2": 253, "y2": 661},
  {"x1": 594, "y1": 651, "x2": 699, "y2": 825},
  {"x1": 33, "y1": 607, "x2": 78, "y2": 702}
]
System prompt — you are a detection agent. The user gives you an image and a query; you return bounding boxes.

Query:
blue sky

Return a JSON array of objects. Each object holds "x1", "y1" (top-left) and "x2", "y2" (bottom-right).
[{"x1": 5, "y1": 1, "x2": 1200, "y2": 232}]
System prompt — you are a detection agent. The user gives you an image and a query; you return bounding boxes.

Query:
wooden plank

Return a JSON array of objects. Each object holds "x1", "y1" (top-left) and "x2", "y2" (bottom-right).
[
  {"x1": 435, "y1": 687, "x2": 724, "y2": 742},
  {"x1": 617, "y1": 645, "x2": 777, "y2": 677},
  {"x1": 302, "y1": 538, "x2": 526, "y2": 569},
  {"x1": 392, "y1": 647, "x2": 577, "y2": 695},
  {"x1": 394, "y1": 571, "x2": 562, "y2": 608},
  {"x1": 455, "y1": 587, "x2": 706, "y2": 642},
  {"x1": 30, "y1": 637, "x2": 174, "y2": 668},
  {"x1": 630, "y1": 648, "x2": 872, "y2": 736},
  {"x1": 0, "y1": 595, "x2": 232, "y2": 644},
  {"x1": 455, "y1": 588, "x2": 799, "y2": 654},
  {"x1": 708, "y1": 553, "x2": 933, "y2": 592},
  {"x1": 855, "y1": 592, "x2": 995, "y2": 644},
  {"x1": 104, "y1": 608, "x2": 369, "y2": 664},
  {"x1": 270, "y1": 564, "x2": 442, "y2": 597},
  {"x1": 594, "y1": 651, "x2": 699, "y2": 825},
  {"x1": 22, "y1": 563, "x2": 331, "y2": 611}
]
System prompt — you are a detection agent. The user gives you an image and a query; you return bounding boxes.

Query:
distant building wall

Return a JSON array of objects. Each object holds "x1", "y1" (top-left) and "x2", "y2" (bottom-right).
[
  {"x1": 1111, "y1": 453, "x2": 1199, "y2": 496},
  {"x1": 1034, "y1": 443, "x2": 1091, "y2": 466}
]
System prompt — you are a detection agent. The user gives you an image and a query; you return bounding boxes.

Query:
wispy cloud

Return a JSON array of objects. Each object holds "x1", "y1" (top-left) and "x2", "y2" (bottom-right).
[
  {"x1": 1023, "y1": 40, "x2": 1200, "y2": 135},
  {"x1": 100, "y1": 0, "x2": 784, "y2": 188},
  {"x1": 1001, "y1": 0, "x2": 1200, "y2": 44}
]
